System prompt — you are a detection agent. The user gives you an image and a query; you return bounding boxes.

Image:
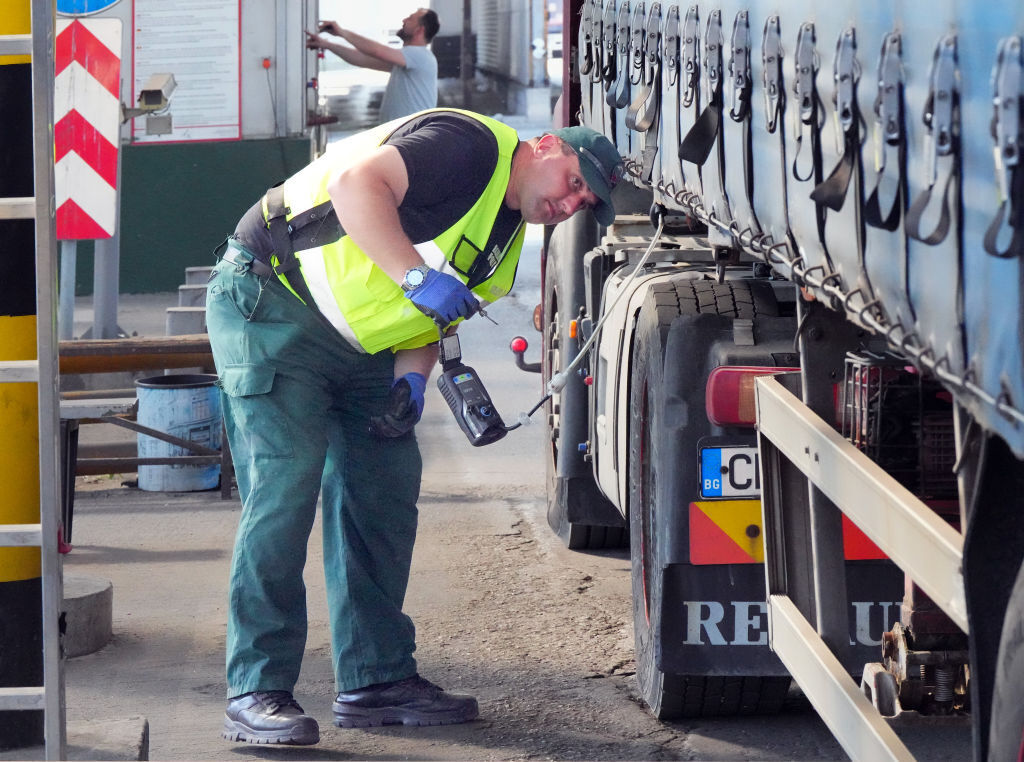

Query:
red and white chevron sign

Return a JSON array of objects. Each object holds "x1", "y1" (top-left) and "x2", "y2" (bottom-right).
[{"x1": 55, "y1": 18, "x2": 122, "y2": 240}]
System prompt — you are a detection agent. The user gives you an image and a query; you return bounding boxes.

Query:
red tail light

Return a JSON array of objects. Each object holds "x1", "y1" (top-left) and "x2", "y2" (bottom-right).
[{"x1": 706, "y1": 366, "x2": 800, "y2": 427}]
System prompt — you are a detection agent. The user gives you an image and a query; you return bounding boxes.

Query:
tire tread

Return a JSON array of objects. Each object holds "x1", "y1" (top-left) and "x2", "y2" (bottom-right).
[
  {"x1": 644, "y1": 277, "x2": 778, "y2": 323},
  {"x1": 670, "y1": 675, "x2": 790, "y2": 719},
  {"x1": 630, "y1": 275, "x2": 787, "y2": 722}
]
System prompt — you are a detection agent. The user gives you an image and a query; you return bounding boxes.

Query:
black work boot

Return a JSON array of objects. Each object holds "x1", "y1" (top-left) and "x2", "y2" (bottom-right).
[
  {"x1": 222, "y1": 690, "x2": 320, "y2": 745},
  {"x1": 333, "y1": 674, "x2": 479, "y2": 728}
]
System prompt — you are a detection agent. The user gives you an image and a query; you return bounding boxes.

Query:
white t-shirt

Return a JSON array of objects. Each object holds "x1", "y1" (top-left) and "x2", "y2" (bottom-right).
[{"x1": 379, "y1": 45, "x2": 438, "y2": 122}]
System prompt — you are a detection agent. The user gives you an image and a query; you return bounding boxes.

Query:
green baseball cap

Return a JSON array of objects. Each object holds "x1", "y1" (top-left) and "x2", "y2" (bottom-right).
[{"x1": 548, "y1": 126, "x2": 623, "y2": 226}]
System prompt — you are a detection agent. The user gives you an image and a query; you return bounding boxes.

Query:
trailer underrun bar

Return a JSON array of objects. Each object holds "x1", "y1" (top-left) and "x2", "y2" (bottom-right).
[{"x1": 755, "y1": 373, "x2": 967, "y2": 760}]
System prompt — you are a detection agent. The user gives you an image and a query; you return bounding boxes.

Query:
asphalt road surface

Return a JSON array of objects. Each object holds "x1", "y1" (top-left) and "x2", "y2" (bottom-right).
[{"x1": 61, "y1": 227, "x2": 972, "y2": 760}]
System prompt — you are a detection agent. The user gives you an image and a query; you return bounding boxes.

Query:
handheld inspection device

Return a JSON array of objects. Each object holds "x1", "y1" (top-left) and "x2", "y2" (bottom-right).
[{"x1": 436, "y1": 333, "x2": 509, "y2": 446}]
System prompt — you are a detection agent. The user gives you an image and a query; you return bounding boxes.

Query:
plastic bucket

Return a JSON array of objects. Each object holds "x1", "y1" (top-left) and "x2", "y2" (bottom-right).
[{"x1": 135, "y1": 374, "x2": 222, "y2": 492}]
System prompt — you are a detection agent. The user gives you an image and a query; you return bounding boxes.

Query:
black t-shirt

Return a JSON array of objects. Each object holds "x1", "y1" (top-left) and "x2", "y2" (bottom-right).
[{"x1": 234, "y1": 112, "x2": 523, "y2": 268}]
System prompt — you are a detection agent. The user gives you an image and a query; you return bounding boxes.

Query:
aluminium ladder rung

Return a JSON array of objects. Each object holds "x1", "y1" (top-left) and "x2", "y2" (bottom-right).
[
  {"x1": 0, "y1": 359, "x2": 41, "y2": 383},
  {"x1": 0, "y1": 687, "x2": 46, "y2": 711},
  {"x1": 0, "y1": 523, "x2": 43, "y2": 547},
  {"x1": 0, "y1": 33, "x2": 32, "y2": 57},
  {"x1": 0, "y1": 196, "x2": 37, "y2": 220}
]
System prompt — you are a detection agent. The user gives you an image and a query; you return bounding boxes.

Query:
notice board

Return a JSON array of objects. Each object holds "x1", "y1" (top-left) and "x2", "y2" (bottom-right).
[{"x1": 131, "y1": 0, "x2": 240, "y2": 142}]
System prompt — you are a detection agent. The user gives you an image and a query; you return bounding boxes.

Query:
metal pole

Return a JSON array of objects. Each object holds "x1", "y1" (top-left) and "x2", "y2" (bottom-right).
[
  {"x1": 461, "y1": 0, "x2": 472, "y2": 108},
  {"x1": 91, "y1": 235, "x2": 121, "y2": 339},
  {"x1": 90, "y1": 136, "x2": 123, "y2": 340},
  {"x1": 797, "y1": 299, "x2": 852, "y2": 658},
  {"x1": 58, "y1": 240, "x2": 76, "y2": 340},
  {"x1": 30, "y1": 0, "x2": 67, "y2": 756},
  {"x1": 275, "y1": 0, "x2": 288, "y2": 138}
]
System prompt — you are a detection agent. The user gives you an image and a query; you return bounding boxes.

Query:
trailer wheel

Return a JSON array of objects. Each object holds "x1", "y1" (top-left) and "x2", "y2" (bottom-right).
[
  {"x1": 629, "y1": 277, "x2": 789, "y2": 718},
  {"x1": 989, "y1": 560, "x2": 1024, "y2": 762},
  {"x1": 543, "y1": 218, "x2": 626, "y2": 550}
]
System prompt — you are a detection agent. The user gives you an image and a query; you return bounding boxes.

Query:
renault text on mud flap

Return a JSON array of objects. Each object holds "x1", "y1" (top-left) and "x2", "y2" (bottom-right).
[
  {"x1": 700, "y1": 445, "x2": 761, "y2": 498},
  {"x1": 681, "y1": 600, "x2": 901, "y2": 646}
]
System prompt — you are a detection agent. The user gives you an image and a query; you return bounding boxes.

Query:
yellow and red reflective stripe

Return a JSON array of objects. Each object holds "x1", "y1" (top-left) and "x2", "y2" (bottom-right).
[
  {"x1": 690, "y1": 501, "x2": 894, "y2": 565},
  {"x1": 689, "y1": 501, "x2": 763, "y2": 564}
]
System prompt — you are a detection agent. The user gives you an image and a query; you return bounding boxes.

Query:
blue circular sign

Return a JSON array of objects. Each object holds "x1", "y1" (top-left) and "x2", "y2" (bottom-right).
[{"x1": 57, "y1": 0, "x2": 123, "y2": 16}]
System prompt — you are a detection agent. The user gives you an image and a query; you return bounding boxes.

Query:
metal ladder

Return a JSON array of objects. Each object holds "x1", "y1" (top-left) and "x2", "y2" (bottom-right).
[{"x1": 0, "y1": 1, "x2": 67, "y2": 758}]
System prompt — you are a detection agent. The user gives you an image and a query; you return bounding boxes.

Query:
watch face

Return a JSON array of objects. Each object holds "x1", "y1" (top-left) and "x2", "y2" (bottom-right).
[{"x1": 406, "y1": 268, "x2": 426, "y2": 287}]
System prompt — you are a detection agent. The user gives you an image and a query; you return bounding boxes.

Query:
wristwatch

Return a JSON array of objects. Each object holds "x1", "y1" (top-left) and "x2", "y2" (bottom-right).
[{"x1": 401, "y1": 264, "x2": 431, "y2": 291}]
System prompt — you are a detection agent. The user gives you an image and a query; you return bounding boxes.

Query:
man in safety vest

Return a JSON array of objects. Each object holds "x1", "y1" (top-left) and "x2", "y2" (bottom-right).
[{"x1": 208, "y1": 108, "x2": 622, "y2": 746}]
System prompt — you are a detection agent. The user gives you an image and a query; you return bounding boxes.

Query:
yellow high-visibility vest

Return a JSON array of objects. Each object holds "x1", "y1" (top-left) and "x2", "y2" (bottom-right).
[{"x1": 265, "y1": 108, "x2": 526, "y2": 353}]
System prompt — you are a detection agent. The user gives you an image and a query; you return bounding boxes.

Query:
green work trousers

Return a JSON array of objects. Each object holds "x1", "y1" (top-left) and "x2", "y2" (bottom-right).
[{"x1": 206, "y1": 242, "x2": 421, "y2": 697}]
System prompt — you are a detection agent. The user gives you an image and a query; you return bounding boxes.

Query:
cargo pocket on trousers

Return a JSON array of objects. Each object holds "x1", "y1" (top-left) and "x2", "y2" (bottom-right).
[{"x1": 219, "y1": 364, "x2": 294, "y2": 459}]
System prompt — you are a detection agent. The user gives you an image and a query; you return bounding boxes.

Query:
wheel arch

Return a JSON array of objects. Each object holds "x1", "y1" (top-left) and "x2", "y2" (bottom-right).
[
  {"x1": 543, "y1": 212, "x2": 627, "y2": 549},
  {"x1": 544, "y1": 212, "x2": 601, "y2": 483}
]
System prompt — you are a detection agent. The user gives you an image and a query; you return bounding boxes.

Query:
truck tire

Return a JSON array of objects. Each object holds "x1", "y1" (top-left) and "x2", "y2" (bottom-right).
[
  {"x1": 988, "y1": 560, "x2": 1024, "y2": 761},
  {"x1": 628, "y1": 277, "x2": 789, "y2": 718},
  {"x1": 543, "y1": 218, "x2": 626, "y2": 550}
]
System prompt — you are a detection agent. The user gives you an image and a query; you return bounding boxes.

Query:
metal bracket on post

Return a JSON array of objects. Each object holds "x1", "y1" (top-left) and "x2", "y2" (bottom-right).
[{"x1": 797, "y1": 298, "x2": 855, "y2": 659}]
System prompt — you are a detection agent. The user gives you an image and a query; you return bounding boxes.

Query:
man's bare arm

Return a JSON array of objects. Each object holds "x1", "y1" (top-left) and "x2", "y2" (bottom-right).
[
  {"x1": 316, "y1": 20, "x2": 407, "y2": 69},
  {"x1": 394, "y1": 344, "x2": 439, "y2": 381},
  {"x1": 305, "y1": 31, "x2": 393, "y2": 72},
  {"x1": 327, "y1": 145, "x2": 424, "y2": 285}
]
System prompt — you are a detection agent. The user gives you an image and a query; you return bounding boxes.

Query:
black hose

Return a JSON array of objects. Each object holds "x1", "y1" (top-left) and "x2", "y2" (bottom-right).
[{"x1": 502, "y1": 392, "x2": 551, "y2": 432}]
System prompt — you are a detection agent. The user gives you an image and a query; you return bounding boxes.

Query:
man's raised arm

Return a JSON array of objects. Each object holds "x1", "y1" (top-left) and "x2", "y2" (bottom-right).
[{"x1": 313, "y1": 21, "x2": 406, "y2": 70}]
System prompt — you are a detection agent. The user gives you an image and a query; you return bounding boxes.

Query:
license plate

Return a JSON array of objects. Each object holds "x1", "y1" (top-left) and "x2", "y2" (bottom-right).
[{"x1": 700, "y1": 446, "x2": 761, "y2": 498}]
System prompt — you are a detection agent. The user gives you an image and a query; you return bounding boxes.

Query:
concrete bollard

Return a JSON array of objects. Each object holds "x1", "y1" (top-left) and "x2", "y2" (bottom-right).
[{"x1": 63, "y1": 574, "x2": 113, "y2": 658}]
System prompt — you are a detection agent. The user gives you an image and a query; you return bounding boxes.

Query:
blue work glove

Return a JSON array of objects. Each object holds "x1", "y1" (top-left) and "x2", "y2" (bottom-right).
[
  {"x1": 404, "y1": 269, "x2": 478, "y2": 326},
  {"x1": 369, "y1": 372, "x2": 426, "y2": 438}
]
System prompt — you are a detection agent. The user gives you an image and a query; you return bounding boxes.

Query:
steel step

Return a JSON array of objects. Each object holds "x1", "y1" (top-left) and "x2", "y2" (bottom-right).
[
  {"x1": 0, "y1": 359, "x2": 40, "y2": 383},
  {"x1": 0, "y1": 687, "x2": 46, "y2": 711},
  {"x1": 0, "y1": 33, "x2": 32, "y2": 57},
  {"x1": 0, "y1": 524, "x2": 43, "y2": 547},
  {"x1": 0, "y1": 196, "x2": 36, "y2": 220}
]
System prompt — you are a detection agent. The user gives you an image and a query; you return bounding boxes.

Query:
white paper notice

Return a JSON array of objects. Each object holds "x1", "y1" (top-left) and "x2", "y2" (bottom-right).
[{"x1": 131, "y1": 0, "x2": 240, "y2": 142}]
